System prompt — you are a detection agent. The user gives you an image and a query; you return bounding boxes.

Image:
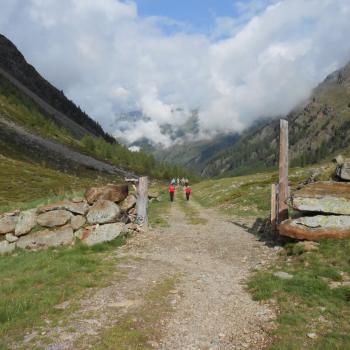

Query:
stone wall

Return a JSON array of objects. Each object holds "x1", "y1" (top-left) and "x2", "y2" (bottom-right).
[{"x1": 0, "y1": 184, "x2": 143, "y2": 255}]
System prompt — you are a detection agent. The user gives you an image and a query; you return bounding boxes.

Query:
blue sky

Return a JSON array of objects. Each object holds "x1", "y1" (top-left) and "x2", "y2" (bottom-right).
[{"x1": 135, "y1": 0, "x2": 240, "y2": 32}]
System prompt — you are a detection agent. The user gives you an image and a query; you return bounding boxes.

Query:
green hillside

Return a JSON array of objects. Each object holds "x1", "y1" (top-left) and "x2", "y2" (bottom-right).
[{"x1": 201, "y1": 61, "x2": 350, "y2": 177}]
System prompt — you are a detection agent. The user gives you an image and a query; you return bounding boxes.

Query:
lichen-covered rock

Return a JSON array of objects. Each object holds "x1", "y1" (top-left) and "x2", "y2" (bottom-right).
[
  {"x1": 38, "y1": 200, "x2": 89, "y2": 215},
  {"x1": 0, "y1": 240, "x2": 16, "y2": 255},
  {"x1": 0, "y1": 214, "x2": 18, "y2": 234},
  {"x1": 86, "y1": 200, "x2": 121, "y2": 224},
  {"x1": 17, "y1": 225, "x2": 74, "y2": 250},
  {"x1": 85, "y1": 184, "x2": 128, "y2": 204},
  {"x1": 76, "y1": 223, "x2": 124, "y2": 246},
  {"x1": 15, "y1": 208, "x2": 37, "y2": 236},
  {"x1": 119, "y1": 195, "x2": 136, "y2": 212},
  {"x1": 71, "y1": 215, "x2": 86, "y2": 230},
  {"x1": 291, "y1": 182, "x2": 350, "y2": 215},
  {"x1": 37, "y1": 210, "x2": 72, "y2": 228},
  {"x1": 279, "y1": 215, "x2": 350, "y2": 240}
]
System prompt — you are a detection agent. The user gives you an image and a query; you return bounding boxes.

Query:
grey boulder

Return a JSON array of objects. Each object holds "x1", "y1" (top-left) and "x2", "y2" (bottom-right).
[
  {"x1": 37, "y1": 210, "x2": 72, "y2": 228},
  {"x1": 15, "y1": 208, "x2": 37, "y2": 236},
  {"x1": 76, "y1": 223, "x2": 124, "y2": 246},
  {"x1": 86, "y1": 200, "x2": 121, "y2": 224},
  {"x1": 17, "y1": 225, "x2": 74, "y2": 250}
]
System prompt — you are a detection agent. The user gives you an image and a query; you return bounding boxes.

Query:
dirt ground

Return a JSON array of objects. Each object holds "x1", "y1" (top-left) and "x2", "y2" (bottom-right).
[{"x1": 22, "y1": 197, "x2": 278, "y2": 350}]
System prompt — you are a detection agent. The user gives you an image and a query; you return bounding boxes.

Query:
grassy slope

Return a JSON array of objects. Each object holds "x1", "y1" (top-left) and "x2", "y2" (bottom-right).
[
  {"x1": 193, "y1": 163, "x2": 350, "y2": 349},
  {"x1": 0, "y1": 154, "x2": 114, "y2": 213}
]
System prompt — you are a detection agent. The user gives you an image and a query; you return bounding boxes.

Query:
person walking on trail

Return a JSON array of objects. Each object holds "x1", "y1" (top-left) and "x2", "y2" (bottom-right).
[
  {"x1": 185, "y1": 178, "x2": 189, "y2": 186},
  {"x1": 171, "y1": 178, "x2": 176, "y2": 185},
  {"x1": 169, "y1": 183, "x2": 176, "y2": 202},
  {"x1": 176, "y1": 177, "x2": 180, "y2": 186},
  {"x1": 185, "y1": 185, "x2": 192, "y2": 201},
  {"x1": 181, "y1": 177, "x2": 185, "y2": 186}
]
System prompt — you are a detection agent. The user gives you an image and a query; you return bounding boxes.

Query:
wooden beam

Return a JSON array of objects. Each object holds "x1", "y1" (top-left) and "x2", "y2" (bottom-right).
[
  {"x1": 278, "y1": 119, "x2": 289, "y2": 223},
  {"x1": 136, "y1": 176, "x2": 149, "y2": 228},
  {"x1": 271, "y1": 183, "x2": 278, "y2": 232}
]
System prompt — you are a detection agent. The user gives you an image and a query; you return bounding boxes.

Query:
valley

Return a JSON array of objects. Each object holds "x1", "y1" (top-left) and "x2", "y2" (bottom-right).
[{"x1": 1, "y1": 2, "x2": 350, "y2": 348}]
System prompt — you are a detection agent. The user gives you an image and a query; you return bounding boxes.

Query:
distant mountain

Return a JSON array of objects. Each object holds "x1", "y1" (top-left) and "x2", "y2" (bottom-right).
[
  {"x1": 201, "y1": 60, "x2": 350, "y2": 177},
  {"x1": 111, "y1": 109, "x2": 200, "y2": 149},
  {"x1": 0, "y1": 34, "x2": 115, "y2": 143}
]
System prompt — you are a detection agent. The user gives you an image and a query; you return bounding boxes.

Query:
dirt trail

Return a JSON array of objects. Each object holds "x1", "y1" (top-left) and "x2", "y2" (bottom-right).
[{"x1": 24, "y1": 197, "x2": 277, "y2": 350}]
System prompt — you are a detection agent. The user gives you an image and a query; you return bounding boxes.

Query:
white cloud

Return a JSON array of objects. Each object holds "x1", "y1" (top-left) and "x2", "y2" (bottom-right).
[{"x1": 0, "y1": 0, "x2": 350, "y2": 146}]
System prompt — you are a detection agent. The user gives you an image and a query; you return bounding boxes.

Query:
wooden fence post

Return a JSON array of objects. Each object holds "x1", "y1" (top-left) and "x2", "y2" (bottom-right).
[
  {"x1": 271, "y1": 183, "x2": 278, "y2": 232},
  {"x1": 136, "y1": 176, "x2": 149, "y2": 228},
  {"x1": 278, "y1": 119, "x2": 289, "y2": 223}
]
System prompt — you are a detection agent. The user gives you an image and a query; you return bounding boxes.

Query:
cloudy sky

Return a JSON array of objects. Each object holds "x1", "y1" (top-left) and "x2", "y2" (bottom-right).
[{"x1": 1, "y1": 0, "x2": 350, "y2": 146}]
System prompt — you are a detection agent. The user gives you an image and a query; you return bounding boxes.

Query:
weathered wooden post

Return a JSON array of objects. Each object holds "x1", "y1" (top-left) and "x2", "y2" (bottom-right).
[
  {"x1": 271, "y1": 183, "x2": 278, "y2": 232},
  {"x1": 136, "y1": 176, "x2": 149, "y2": 228},
  {"x1": 278, "y1": 119, "x2": 289, "y2": 223}
]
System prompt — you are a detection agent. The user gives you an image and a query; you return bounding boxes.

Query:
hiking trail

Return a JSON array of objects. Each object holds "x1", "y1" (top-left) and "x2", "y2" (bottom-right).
[{"x1": 21, "y1": 194, "x2": 278, "y2": 350}]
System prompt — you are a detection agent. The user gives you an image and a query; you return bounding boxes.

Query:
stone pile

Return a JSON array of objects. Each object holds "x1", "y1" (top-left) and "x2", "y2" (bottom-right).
[
  {"x1": 279, "y1": 159, "x2": 350, "y2": 240},
  {"x1": 0, "y1": 184, "x2": 142, "y2": 255}
]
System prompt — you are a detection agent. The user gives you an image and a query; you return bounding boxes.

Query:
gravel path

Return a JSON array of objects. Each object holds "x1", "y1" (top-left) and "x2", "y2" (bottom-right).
[{"x1": 23, "y1": 198, "x2": 277, "y2": 350}]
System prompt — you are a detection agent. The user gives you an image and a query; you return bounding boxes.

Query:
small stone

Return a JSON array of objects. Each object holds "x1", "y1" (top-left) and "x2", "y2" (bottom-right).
[
  {"x1": 70, "y1": 215, "x2": 86, "y2": 231},
  {"x1": 273, "y1": 271, "x2": 293, "y2": 280},
  {"x1": 307, "y1": 333, "x2": 317, "y2": 339},
  {"x1": 0, "y1": 240, "x2": 16, "y2": 254},
  {"x1": 5, "y1": 233, "x2": 18, "y2": 243},
  {"x1": 54, "y1": 301, "x2": 70, "y2": 310},
  {"x1": 0, "y1": 214, "x2": 18, "y2": 234}
]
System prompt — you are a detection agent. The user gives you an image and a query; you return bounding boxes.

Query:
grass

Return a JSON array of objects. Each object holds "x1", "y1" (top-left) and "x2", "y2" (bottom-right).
[
  {"x1": 148, "y1": 186, "x2": 171, "y2": 228},
  {"x1": 0, "y1": 238, "x2": 127, "y2": 349},
  {"x1": 248, "y1": 239, "x2": 350, "y2": 349},
  {"x1": 92, "y1": 275, "x2": 178, "y2": 349},
  {"x1": 193, "y1": 163, "x2": 336, "y2": 219},
  {"x1": 0, "y1": 154, "x2": 114, "y2": 213}
]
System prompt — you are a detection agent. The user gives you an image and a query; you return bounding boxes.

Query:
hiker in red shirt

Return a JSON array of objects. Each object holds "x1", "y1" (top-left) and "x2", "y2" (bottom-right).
[
  {"x1": 185, "y1": 185, "x2": 192, "y2": 201},
  {"x1": 169, "y1": 183, "x2": 176, "y2": 202}
]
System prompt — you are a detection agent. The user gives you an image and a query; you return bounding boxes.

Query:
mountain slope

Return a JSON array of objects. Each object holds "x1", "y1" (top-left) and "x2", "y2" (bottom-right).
[
  {"x1": 201, "y1": 60, "x2": 350, "y2": 177},
  {"x1": 0, "y1": 34, "x2": 114, "y2": 142}
]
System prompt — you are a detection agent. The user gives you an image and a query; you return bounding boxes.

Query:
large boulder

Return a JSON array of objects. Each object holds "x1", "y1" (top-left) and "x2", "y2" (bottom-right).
[
  {"x1": 85, "y1": 184, "x2": 128, "y2": 204},
  {"x1": 0, "y1": 214, "x2": 18, "y2": 234},
  {"x1": 15, "y1": 208, "x2": 37, "y2": 236},
  {"x1": 86, "y1": 200, "x2": 121, "y2": 224},
  {"x1": 279, "y1": 216, "x2": 350, "y2": 240},
  {"x1": 71, "y1": 215, "x2": 86, "y2": 231},
  {"x1": 17, "y1": 225, "x2": 74, "y2": 250},
  {"x1": 119, "y1": 194, "x2": 137, "y2": 212},
  {"x1": 75, "y1": 223, "x2": 124, "y2": 246},
  {"x1": 291, "y1": 182, "x2": 350, "y2": 215},
  {"x1": 0, "y1": 240, "x2": 16, "y2": 255},
  {"x1": 37, "y1": 210, "x2": 72, "y2": 228},
  {"x1": 38, "y1": 200, "x2": 89, "y2": 215}
]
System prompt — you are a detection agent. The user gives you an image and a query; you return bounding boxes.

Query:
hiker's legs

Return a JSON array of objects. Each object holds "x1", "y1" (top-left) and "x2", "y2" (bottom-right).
[
  {"x1": 186, "y1": 193, "x2": 190, "y2": 201},
  {"x1": 170, "y1": 192, "x2": 174, "y2": 202}
]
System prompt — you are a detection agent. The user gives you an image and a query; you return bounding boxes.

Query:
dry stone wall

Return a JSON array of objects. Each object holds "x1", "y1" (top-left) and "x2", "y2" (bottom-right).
[{"x1": 0, "y1": 184, "x2": 143, "y2": 255}]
